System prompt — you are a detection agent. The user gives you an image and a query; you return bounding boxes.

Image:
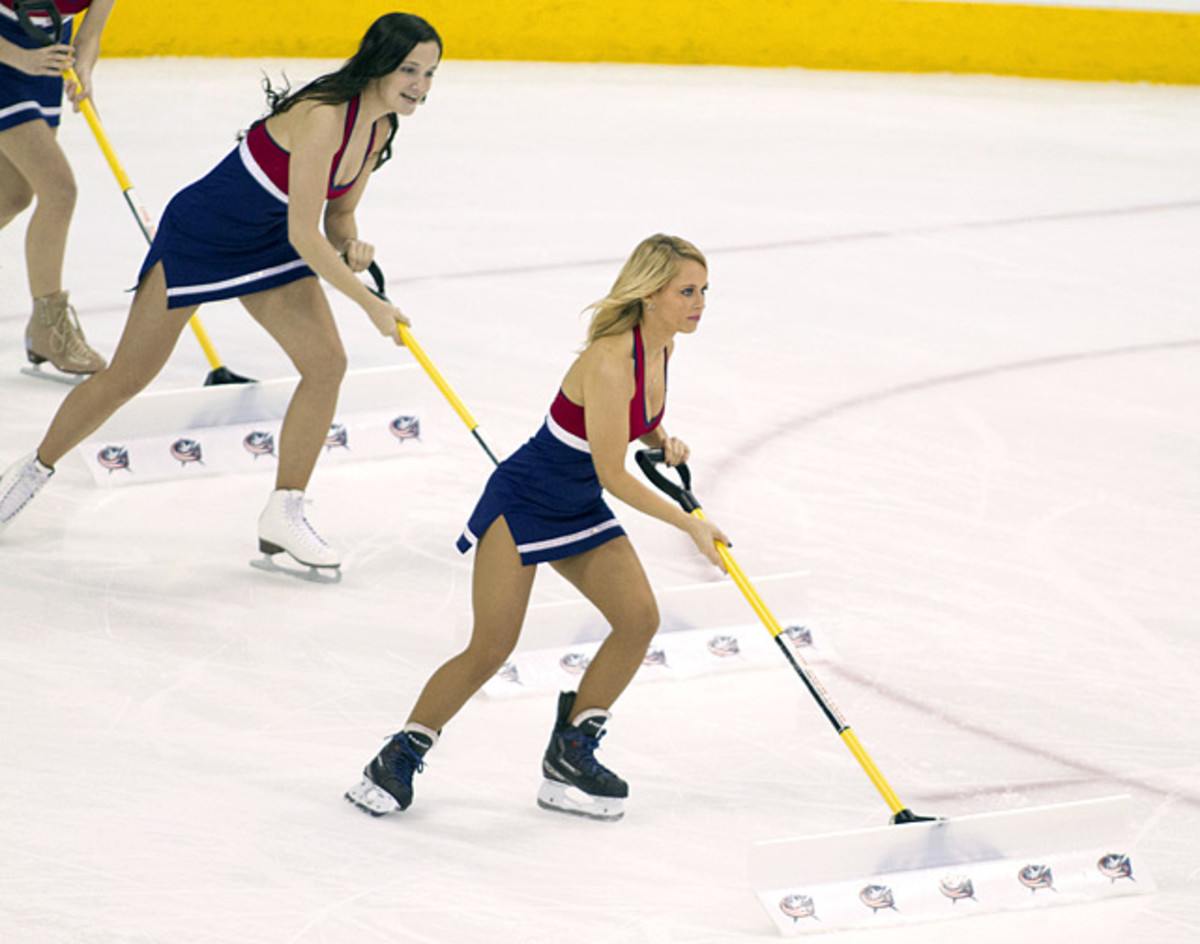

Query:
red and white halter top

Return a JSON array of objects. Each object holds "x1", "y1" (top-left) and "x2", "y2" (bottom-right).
[
  {"x1": 546, "y1": 324, "x2": 667, "y2": 452},
  {"x1": 242, "y1": 94, "x2": 378, "y2": 202}
]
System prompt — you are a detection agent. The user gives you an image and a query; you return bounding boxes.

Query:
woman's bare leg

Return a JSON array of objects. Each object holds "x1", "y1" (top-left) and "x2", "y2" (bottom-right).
[
  {"x1": 0, "y1": 144, "x2": 34, "y2": 231},
  {"x1": 239, "y1": 278, "x2": 347, "y2": 491},
  {"x1": 0, "y1": 121, "x2": 74, "y2": 297},
  {"x1": 37, "y1": 263, "x2": 197, "y2": 466},
  {"x1": 550, "y1": 536, "x2": 659, "y2": 715},
  {"x1": 407, "y1": 516, "x2": 537, "y2": 730}
]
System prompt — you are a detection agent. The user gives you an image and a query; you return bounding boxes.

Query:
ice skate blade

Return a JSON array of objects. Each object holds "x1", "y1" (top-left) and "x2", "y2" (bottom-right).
[
  {"x1": 536, "y1": 779, "x2": 624, "y2": 822},
  {"x1": 345, "y1": 777, "x2": 400, "y2": 816},
  {"x1": 20, "y1": 364, "x2": 89, "y2": 386},
  {"x1": 249, "y1": 554, "x2": 342, "y2": 584}
]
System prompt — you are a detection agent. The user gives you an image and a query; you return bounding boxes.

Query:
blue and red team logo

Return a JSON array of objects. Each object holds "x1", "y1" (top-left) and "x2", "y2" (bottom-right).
[
  {"x1": 642, "y1": 647, "x2": 669, "y2": 668},
  {"x1": 779, "y1": 894, "x2": 817, "y2": 922},
  {"x1": 243, "y1": 431, "x2": 276, "y2": 459},
  {"x1": 783, "y1": 624, "x2": 812, "y2": 649},
  {"x1": 389, "y1": 415, "x2": 420, "y2": 443},
  {"x1": 1097, "y1": 853, "x2": 1134, "y2": 883},
  {"x1": 938, "y1": 875, "x2": 976, "y2": 903},
  {"x1": 326, "y1": 423, "x2": 349, "y2": 451},
  {"x1": 707, "y1": 634, "x2": 740, "y2": 657},
  {"x1": 169, "y1": 438, "x2": 203, "y2": 468},
  {"x1": 96, "y1": 445, "x2": 130, "y2": 473},
  {"x1": 1018, "y1": 864, "x2": 1054, "y2": 893},
  {"x1": 859, "y1": 884, "x2": 897, "y2": 912},
  {"x1": 559, "y1": 652, "x2": 591, "y2": 675}
]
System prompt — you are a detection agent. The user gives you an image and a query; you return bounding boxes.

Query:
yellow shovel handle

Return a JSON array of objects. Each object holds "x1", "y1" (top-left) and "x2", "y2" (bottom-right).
[
  {"x1": 691, "y1": 506, "x2": 909, "y2": 817},
  {"x1": 185, "y1": 315, "x2": 224, "y2": 372},
  {"x1": 394, "y1": 322, "x2": 500, "y2": 465},
  {"x1": 396, "y1": 323, "x2": 481, "y2": 433},
  {"x1": 65, "y1": 69, "x2": 223, "y2": 373},
  {"x1": 66, "y1": 71, "x2": 132, "y2": 190},
  {"x1": 840, "y1": 730, "x2": 907, "y2": 817}
]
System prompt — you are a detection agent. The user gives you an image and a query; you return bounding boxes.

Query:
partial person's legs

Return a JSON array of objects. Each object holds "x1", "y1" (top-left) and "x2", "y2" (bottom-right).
[
  {"x1": 535, "y1": 537, "x2": 659, "y2": 819},
  {"x1": 0, "y1": 121, "x2": 105, "y2": 373},
  {"x1": 0, "y1": 120, "x2": 74, "y2": 296},
  {"x1": 239, "y1": 278, "x2": 347, "y2": 491},
  {"x1": 240, "y1": 278, "x2": 347, "y2": 568},
  {"x1": 37, "y1": 264, "x2": 196, "y2": 465},
  {"x1": 346, "y1": 516, "x2": 537, "y2": 814},
  {"x1": 408, "y1": 516, "x2": 537, "y2": 729},
  {"x1": 0, "y1": 145, "x2": 34, "y2": 229},
  {"x1": 1, "y1": 264, "x2": 196, "y2": 533},
  {"x1": 550, "y1": 536, "x2": 659, "y2": 713}
]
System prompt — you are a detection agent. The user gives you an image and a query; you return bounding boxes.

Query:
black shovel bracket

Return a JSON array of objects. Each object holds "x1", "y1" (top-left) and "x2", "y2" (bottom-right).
[
  {"x1": 15, "y1": 0, "x2": 64, "y2": 46},
  {"x1": 635, "y1": 448, "x2": 701, "y2": 513}
]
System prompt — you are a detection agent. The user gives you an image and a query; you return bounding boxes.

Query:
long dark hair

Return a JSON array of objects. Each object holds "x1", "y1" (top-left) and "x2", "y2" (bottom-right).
[{"x1": 252, "y1": 13, "x2": 442, "y2": 170}]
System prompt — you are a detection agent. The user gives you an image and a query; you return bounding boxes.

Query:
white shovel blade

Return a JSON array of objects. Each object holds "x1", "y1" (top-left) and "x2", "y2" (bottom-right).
[
  {"x1": 750, "y1": 795, "x2": 1153, "y2": 936},
  {"x1": 73, "y1": 365, "x2": 430, "y2": 486}
]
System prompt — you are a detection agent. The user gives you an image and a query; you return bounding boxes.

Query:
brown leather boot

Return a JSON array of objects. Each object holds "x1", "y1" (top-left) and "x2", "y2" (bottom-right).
[{"x1": 24, "y1": 290, "x2": 107, "y2": 375}]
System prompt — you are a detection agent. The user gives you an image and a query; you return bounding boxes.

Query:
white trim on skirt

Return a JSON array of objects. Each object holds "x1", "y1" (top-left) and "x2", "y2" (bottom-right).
[
  {"x1": 0, "y1": 101, "x2": 59, "y2": 123},
  {"x1": 515, "y1": 519, "x2": 621, "y2": 556},
  {"x1": 457, "y1": 517, "x2": 622, "y2": 557},
  {"x1": 164, "y1": 258, "x2": 311, "y2": 301}
]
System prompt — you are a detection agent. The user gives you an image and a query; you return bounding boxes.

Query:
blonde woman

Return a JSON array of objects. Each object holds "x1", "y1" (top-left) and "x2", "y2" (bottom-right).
[{"x1": 347, "y1": 234, "x2": 730, "y2": 822}]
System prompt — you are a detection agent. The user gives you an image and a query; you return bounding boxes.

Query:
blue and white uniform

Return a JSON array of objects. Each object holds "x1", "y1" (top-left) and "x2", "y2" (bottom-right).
[
  {"x1": 457, "y1": 324, "x2": 669, "y2": 566},
  {"x1": 138, "y1": 95, "x2": 378, "y2": 308},
  {"x1": 0, "y1": 0, "x2": 87, "y2": 132}
]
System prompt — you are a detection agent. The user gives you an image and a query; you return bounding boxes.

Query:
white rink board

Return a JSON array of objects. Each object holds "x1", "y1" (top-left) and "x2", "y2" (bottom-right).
[{"x1": 75, "y1": 365, "x2": 432, "y2": 485}]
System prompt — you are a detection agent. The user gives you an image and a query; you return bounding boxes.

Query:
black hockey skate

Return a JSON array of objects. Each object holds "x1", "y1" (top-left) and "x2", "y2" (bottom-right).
[
  {"x1": 345, "y1": 729, "x2": 434, "y2": 817},
  {"x1": 537, "y1": 691, "x2": 628, "y2": 821}
]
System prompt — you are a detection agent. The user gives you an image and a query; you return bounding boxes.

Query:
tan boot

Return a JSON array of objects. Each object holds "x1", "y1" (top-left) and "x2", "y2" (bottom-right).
[{"x1": 24, "y1": 290, "x2": 108, "y2": 375}]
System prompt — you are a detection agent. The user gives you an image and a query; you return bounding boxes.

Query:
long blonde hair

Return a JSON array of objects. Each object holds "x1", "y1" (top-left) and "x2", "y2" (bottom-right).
[{"x1": 584, "y1": 234, "x2": 707, "y2": 344}]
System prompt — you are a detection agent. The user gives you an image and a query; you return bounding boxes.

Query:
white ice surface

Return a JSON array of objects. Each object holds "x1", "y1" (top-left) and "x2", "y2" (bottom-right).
[{"x1": 1, "y1": 58, "x2": 1198, "y2": 943}]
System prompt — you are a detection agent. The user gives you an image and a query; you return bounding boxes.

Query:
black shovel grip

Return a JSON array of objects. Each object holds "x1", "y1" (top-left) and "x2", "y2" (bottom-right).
[
  {"x1": 635, "y1": 448, "x2": 701, "y2": 513},
  {"x1": 341, "y1": 253, "x2": 389, "y2": 301},
  {"x1": 366, "y1": 259, "x2": 387, "y2": 300},
  {"x1": 15, "y1": 0, "x2": 64, "y2": 46},
  {"x1": 343, "y1": 250, "x2": 388, "y2": 298}
]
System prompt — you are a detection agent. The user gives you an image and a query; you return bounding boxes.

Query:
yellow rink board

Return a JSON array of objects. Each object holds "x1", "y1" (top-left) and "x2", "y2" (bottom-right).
[{"x1": 103, "y1": 1, "x2": 1199, "y2": 84}]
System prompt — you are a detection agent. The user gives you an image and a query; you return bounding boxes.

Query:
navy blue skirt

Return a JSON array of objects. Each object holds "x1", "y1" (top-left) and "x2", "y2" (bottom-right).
[
  {"x1": 138, "y1": 138, "x2": 315, "y2": 308},
  {"x1": 456, "y1": 422, "x2": 626, "y2": 566},
  {"x1": 0, "y1": 13, "x2": 72, "y2": 132}
]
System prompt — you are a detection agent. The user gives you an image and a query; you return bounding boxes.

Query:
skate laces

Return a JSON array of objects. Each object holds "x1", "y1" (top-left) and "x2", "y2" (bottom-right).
[
  {"x1": 386, "y1": 733, "x2": 426, "y2": 779},
  {"x1": 47, "y1": 300, "x2": 94, "y2": 358},
  {"x1": 0, "y1": 457, "x2": 53, "y2": 523},
  {"x1": 286, "y1": 494, "x2": 330, "y2": 548},
  {"x1": 25, "y1": 459, "x2": 52, "y2": 485},
  {"x1": 564, "y1": 729, "x2": 616, "y2": 779},
  {"x1": 63, "y1": 306, "x2": 94, "y2": 358}
]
